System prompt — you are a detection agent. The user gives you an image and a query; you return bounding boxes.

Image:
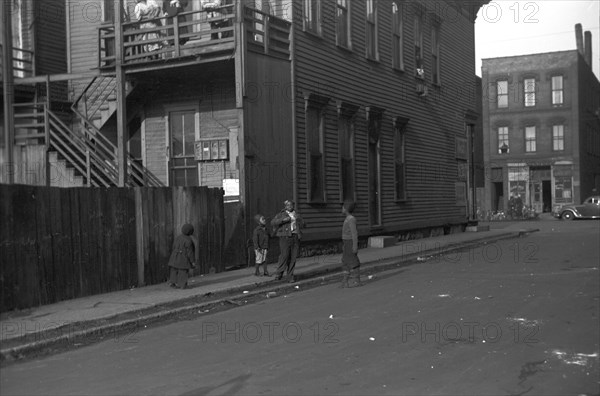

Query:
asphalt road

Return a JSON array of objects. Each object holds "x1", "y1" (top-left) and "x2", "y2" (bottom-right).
[{"x1": 1, "y1": 219, "x2": 598, "y2": 396}]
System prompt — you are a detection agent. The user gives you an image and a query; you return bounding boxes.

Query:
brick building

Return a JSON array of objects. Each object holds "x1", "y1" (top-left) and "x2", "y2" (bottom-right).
[{"x1": 481, "y1": 25, "x2": 600, "y2": 215}]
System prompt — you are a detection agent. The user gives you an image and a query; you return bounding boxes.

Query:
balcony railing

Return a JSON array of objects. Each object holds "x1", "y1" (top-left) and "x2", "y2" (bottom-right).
[
  {"x1": 98, "y1": 4, "x2": 291, "y2": 69},
  {"x1": 244, "y1": 7, "x2": 291, "y2": 60},
  {"x1": 0, "y1": 45, "x2": 35, "y2": 79},
  {"x1": 99, "y1": 4, "x2": 235, "y2": 68}
]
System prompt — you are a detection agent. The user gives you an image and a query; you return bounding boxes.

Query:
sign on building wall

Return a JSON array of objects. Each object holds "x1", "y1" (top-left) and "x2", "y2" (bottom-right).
[
  {"x1": 223, "y1": 178, "x2": 240, "y2": 198},
  {"x1": 455, "y1": 136, "x2": 468, "y2": 160}
]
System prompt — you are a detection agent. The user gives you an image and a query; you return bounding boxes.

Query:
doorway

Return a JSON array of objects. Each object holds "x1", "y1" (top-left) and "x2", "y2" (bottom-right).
[
  {"x1": 168, "y1": 110, "x2": 198, "y2": 186},
  {"x1": 542, "y1": 180, "x2": 551, "y2": 212},
  {"x1": 492, "y1": 182, "x2": 503, "y2": 212}
]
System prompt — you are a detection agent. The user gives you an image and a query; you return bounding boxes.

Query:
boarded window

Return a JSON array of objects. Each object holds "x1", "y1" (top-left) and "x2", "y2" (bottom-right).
[
  {"x1": 394, "y1": 117, "x2": 409, "y2": 201},
  {"x1": 339, "y1": 115, "x2": 355, "y2": 202},
  {"x1": 307, "y1": 106, "x2": 326, "y2": 202}
]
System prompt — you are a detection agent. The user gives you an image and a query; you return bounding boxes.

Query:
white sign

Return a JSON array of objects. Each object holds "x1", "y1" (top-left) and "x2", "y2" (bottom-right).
[{"x1": 223, "y1": 178, "x2": 239, "y2": 197}]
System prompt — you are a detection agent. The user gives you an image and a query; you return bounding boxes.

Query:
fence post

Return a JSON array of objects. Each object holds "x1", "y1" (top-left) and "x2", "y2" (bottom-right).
[{"x1": 135, "y1": 187, "x2": 145, "y2": 286}]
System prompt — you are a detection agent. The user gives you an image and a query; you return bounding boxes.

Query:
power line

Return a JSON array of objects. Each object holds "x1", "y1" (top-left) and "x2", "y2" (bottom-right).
[{"x1": 478, "y1": 27, "x2": 600, "y2": 44}]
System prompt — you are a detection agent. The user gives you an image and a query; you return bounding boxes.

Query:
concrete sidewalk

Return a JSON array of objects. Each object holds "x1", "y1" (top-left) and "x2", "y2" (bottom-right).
[{"x1": 0, "y1": 222, "x2": 538, "y2": 362}]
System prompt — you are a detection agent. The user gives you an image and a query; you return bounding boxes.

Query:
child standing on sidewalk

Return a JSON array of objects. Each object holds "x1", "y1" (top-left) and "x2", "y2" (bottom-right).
[
  {"x1": 252, "y1": 214, "x2": 271, "y2": 276},
  {"x1": 168, "y1": 223, "x2": 196, "y2": 289},
  {"x1": 340, "y1": 201, "x2": 361, "y2": 288}
]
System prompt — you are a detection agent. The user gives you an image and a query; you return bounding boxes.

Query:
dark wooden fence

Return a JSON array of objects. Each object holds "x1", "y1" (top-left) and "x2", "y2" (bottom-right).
[{"x1": 0, "y1": 185, "x2": 225, "y2": 312}]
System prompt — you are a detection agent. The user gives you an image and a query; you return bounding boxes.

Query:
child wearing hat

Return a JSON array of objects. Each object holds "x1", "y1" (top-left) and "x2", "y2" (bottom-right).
[
  {"x1": 168, "y1": 223, "x2": 196, "y2": 289},
  {"x1": 252, "y1": 214, "x2": 271, "y2": 276}
]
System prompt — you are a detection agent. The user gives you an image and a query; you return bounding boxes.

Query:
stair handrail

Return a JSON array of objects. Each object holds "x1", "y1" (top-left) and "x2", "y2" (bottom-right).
[
  {"x1": 72, "y1": 98, "x2": 163, "y2": 187},
  {"x1": 72, "y1": 77, "x2": 164, "y2": 186},
  {"x1": 46, "y1": 108, "x2": 118, "y2": 187},
  {"x1": 71, "y1": 76, "x2": 117, "y2": 124}
]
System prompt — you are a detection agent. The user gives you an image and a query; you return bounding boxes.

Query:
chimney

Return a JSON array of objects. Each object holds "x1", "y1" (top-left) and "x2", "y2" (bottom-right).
[
  {"x1": 584, "y1": 30, "x2": 592, "y2": 69},
  {"x1": 575, "y1": 24, "x2": 584, "y2": 56}
]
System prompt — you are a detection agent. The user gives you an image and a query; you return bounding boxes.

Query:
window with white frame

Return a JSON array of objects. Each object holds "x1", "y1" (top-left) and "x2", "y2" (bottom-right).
[
  {"x1": 498, "y1": 126, "x2": 509, "y2": 153},
  {"x1": 391, "y1": 2, "x2": 403, "y2": 70},
  {"x1": 524, "y1": 78, "x2": 536, "y2": 107},
  {"x1": 431, "y1": 25, "x2": 440, "y2": 84},
  {"x1": 336, "y1": 0, "x2": 352, "y2": 49},
  {"x1": 497, "y1": 80, "x2": 508, "y2": 108},
  {"x1": 525, "y1": 126, "x2": 536, "y2": 152},
  {"x1": 304, "y1": 0, "x2": 322, "y2": 35},
  {"x1": 552, "y1": 75, "x2": 563, "y2": 105},
  {"x1": 366, "y1": 0, "x2": 379, "y2": 60},
  {"x1": 553, "y1": 125, "x2": 564, "y2": 151}
]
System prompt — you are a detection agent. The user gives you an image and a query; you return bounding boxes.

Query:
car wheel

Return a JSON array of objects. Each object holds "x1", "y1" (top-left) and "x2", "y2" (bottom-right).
[{"x1": 562, "y1": 211, "x2": 574, "y2": 220}]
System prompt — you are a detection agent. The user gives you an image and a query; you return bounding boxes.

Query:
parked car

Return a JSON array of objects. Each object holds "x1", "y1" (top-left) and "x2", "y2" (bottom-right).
[{"x1": 554, "y1": 196, "x2": 600, "y2": 220}]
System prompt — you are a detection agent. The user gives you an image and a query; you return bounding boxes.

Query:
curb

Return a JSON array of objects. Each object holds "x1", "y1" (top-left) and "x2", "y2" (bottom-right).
[{"x1": 0, "y1": 229, "x2": 535, "y2": 363}]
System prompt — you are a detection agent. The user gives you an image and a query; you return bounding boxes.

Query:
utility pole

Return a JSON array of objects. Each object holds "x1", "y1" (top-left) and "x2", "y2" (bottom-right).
[
  {"x1": 114, "y1": 0, "x2": 128, "y2": 187},
  {"x1": 2, "y1": 0, "x2": 15, "y2": 184}
]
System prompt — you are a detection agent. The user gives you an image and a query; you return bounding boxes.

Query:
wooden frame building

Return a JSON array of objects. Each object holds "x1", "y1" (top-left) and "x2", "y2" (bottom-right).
[{"x1": 2, "y1": 0, "x2": 490, "y2": 263}]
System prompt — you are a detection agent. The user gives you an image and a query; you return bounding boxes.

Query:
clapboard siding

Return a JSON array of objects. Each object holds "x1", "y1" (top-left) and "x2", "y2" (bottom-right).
[
  {"x1": 291, "y1": 0, "x2": 482, "y2": 239},
  {"x1": 68, "y1": 0, "x2": 104, "y2": 101},
  {"x1": 243, "y1": 51, "x2": 293, "y2": 236},
  {"x1": 139, "y1": 74, "x2": 238, "y2": 187},
  {"x1": 34, "y1": 0, "x2": 67, "y2": 75}
]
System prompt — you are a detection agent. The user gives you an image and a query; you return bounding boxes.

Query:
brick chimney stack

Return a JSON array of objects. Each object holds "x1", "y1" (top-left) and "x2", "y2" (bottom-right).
[
  {"x1": 575, "y1": 24, "x2": 584, "y2": 56},
  {"x1": 584, "y1": 30, "x2": 592, "y2": 69}
]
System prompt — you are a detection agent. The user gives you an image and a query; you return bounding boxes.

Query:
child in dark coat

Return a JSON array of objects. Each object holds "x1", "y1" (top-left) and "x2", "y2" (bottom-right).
[
  {"x1": 252, "y1": 214, "x2": 270, "y2": 276},
  {"x1": 340, "y1": 201, "x2": 361, "y2": 288},
  {"x1": 168, "y1": 223, "x2": 196, "y2": 289}
]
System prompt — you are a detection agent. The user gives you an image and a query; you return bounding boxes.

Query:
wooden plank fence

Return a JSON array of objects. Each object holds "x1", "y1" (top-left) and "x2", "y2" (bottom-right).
[{"x1": 0, "y1": 184, "x2": 225, "y2": 312}]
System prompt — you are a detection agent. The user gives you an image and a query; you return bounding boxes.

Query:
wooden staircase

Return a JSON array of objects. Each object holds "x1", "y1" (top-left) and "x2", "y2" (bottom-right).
[{"x1": 11, "y1": 82, "x2": 163, "y2": 187}]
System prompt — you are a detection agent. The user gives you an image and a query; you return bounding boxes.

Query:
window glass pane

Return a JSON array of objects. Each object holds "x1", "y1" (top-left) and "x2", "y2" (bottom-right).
[
  {"x1": 497, "y1": 81, "x2": 508, "y2": 107},
  {"x1": 524, "y1": 78, "x2": 535, "y2": 106},
  {"x1": 171, "y1": 112, "x2": 184, "y2": 156},
  {"x1": 184, "y1": 112, "x2": 195, "y2": 156},
  {"x1": 552, "y1": 76, "x2": 563, "y2": 89}
]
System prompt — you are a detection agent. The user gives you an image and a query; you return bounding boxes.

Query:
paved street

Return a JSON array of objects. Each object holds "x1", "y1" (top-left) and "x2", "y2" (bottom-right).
[{"x1": 1, "y1": 219, "x2": 598, "y2": 396}]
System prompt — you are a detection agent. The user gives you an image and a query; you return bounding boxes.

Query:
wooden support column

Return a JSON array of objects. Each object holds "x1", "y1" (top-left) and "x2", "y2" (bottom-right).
[
  {"x1": 1, "y1": 0, "x2": 15, "y2": 184},
  {"x1": 114, "y1": 0, "x2": 128, "y2": 187}
]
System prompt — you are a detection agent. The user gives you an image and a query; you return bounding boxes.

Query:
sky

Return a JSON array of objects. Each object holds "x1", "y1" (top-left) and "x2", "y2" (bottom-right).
[{"x1": 475, "y1": 0, "x2": 600, "y2": 79}]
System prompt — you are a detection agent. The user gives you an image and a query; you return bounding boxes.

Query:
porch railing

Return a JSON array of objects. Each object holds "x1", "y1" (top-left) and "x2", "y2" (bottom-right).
[
  {"x1": 244, "y1": 7, "x2": 291, "y2": 60},
  {"x1": 70, "y1": 76, "x2": 163, "y2": 187},
  {"x1": 99, "y1": 3, "x2": 235, "y2": 68},
  {"x1": 98, "y1": 4, "x2": 292, "y2": 68},
  {"x1": 0, "y1": 45, "x2": 35, "y2": 78},
  {"x1": 14, "y1": 102, "x2": 162, "y2": 187}
]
